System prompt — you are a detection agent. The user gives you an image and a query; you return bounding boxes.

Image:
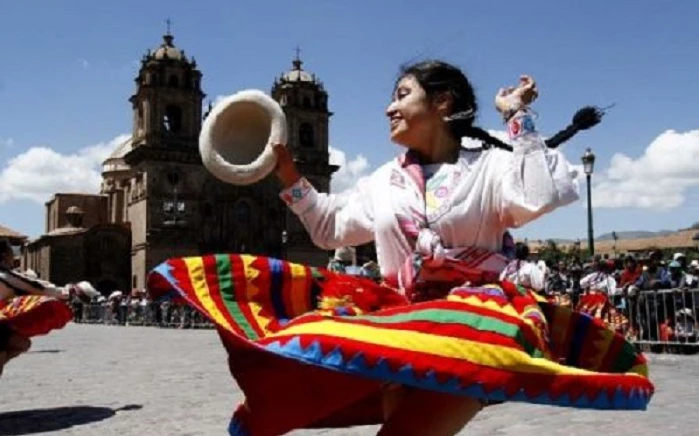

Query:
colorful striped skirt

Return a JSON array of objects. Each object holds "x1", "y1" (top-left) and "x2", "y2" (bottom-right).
[
  {"x1": 148, "y1": 254, "x2": 654, "y2": 436},
  {"x1": 0, "y1": 295, "x2": 73, "y2": 346}
]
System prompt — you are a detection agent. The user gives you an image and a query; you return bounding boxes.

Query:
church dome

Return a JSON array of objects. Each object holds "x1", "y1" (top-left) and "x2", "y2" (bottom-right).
[
  {"x1": 276, "y1": 56, "x2": 324, "y2": 89},
  {"x1": 102, "y1": 136, "x2": 133, "y2": 174},
  {"x1": 150, "y1": 34, "x2": 186, "y2": 61},
  {"x1": 283, "y1": 59, "x2": 314, "y2": 82},
  {"x1": 47, "y1": 205, "x2": 86, "y2": 236}
]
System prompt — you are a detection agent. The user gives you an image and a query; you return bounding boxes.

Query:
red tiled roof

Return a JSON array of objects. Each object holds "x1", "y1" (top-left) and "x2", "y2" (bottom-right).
[{"x1": 0, "y1": 224, "x2": 28, "y2": 242}]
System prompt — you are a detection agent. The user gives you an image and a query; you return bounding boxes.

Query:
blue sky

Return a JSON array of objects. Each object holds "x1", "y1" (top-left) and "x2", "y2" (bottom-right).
[{"x1": 1, "y1": 0, "x2": 698, "y2": 241}]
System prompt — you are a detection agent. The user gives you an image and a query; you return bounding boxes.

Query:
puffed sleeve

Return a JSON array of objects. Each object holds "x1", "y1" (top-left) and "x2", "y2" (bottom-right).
[
  {"x1": 0, "y1": 268, "x2": 67, "y2": 300},
  {"x1": 495, "y1": 110, "x2": 580, "y2": 228},
  {"x1": 280, "y1": 175, "x2": 375, "y2": 250}
]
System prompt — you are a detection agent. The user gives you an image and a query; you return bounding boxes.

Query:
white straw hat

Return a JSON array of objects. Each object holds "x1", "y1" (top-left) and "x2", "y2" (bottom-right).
[{"x1": 199, "y1": 89, "x2": 288, "y2": 185}]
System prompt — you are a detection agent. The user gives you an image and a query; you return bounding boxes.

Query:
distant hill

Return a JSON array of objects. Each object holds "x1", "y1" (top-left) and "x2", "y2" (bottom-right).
[
  {"x1": 526, "y1": 230, "x2": 680, "y2": 245},
  {"x1": 520, "y1": 226, "x2": 699, "y2": 255},
  {"x1": 596, "y1": 230, "x2": 676, "y2": 241}
]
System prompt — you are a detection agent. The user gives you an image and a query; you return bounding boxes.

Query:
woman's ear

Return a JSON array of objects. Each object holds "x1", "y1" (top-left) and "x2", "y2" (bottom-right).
[{"x1": 432, "y1": 92, "x2": 453, "y2": 117}]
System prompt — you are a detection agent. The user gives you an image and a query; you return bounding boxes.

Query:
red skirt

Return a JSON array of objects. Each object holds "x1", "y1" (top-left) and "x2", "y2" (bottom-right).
[
  {"x1": 0, "y1": 295, "x2": 73, "y2": 340},
  {"x1": 148, "y1": 254, "x2": 653, "y2": 436}
]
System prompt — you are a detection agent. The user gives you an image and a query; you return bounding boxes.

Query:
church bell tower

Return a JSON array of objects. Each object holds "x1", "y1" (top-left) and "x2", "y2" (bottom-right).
[
  {"x1": 124, "y1": 28, "x2": 206, "y2": 289},
  {"x1": 271, "y1": 52, "x2": 338, "y2": 192},
  {"x1": 128, "y1": 29, "x2": 204, "y2": 154},
  {"x1": 271, "y1": 52, "x2": 339, "y2": 266}
]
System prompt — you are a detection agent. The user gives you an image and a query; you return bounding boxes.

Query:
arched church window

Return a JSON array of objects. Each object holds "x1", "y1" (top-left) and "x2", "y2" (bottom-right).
[
  {"x1": 166, "y1": 171, "x2": 180, "y2": 186},
  {"x1": 303, "y1": 97, "x2": 312, "y2": 108},
  {"x1": 299, "y1": 123, "x2": 314, "y2": 148},
  {"x1": 137, "y1": 104, "x2": 144, "y2": 129},
  {"x1": 168, "y1": 75, "x2": 179, "y2": 87},
  {"x1": 163, "y1": 105, "x2": 182, "y2": 133},
  {"x1": 203, "y1": 203, "x2": 213, "y2": 217}
]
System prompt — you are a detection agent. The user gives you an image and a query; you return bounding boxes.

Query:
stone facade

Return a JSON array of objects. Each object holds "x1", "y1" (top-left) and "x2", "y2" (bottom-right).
[
  {"x1": 22, "y1": 196, "x2": 131, "y2": 292},
  {"x1": 23, "y1": 224, "x2": 131, "y2": 293},
  {"x1": 22, "y1": 31, "x2": 339, "y2": 292},
  {"x1": 44, "y1": 193, "x2": 108, "y2": 234}
]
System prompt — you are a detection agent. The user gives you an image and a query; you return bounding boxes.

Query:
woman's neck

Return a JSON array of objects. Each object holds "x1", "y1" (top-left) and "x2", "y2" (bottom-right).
[{"x1": 411, "y1": 128, "x2": 460, "y2": 164}]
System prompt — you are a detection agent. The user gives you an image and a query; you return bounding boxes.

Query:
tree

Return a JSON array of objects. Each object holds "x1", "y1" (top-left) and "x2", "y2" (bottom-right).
[{"x1": 538, "y1": 239, "x2": 565, "y2": 265}]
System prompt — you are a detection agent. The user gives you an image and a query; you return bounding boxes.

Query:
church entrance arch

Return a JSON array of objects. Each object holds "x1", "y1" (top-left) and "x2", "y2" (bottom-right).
[
  {"x1": 199, "y1": 180, "x2": 262, "y2": 254},
  {"x1": 95, "y1": 278, "x2": 120, "y2": 296}
]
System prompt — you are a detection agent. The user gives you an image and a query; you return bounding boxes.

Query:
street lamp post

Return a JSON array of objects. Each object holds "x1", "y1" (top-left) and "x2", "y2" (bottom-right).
[
  {"x1": 582, "y1": 148, "x2": 596, "y2": 257},
  {"x1": 574, "y1": 238, "x2": 582, "y2": 261}
]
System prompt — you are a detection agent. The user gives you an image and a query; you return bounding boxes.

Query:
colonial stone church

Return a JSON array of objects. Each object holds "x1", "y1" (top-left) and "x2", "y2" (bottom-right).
[{"x1": 22, "y1": 31, "x2": 338, "y2": 293}]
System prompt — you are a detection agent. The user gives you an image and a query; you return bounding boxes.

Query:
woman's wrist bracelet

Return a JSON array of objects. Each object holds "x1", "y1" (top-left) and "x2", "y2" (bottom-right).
[{"x1": 506, "y1": 109, "x2": 537, "y2": 140}]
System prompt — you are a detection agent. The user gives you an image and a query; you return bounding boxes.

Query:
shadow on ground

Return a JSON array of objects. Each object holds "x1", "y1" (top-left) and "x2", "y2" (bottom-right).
[{"x1": 0, "y1": 404, "x2": 142, "y2": 435}]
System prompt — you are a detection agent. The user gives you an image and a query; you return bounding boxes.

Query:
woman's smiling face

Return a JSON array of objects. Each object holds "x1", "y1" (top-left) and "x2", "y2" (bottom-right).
[{"x1": 385, "y1": 75, "x2": 445, "y2": 149}]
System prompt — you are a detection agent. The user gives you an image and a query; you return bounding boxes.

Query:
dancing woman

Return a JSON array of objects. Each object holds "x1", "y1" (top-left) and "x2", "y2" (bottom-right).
[
  {"x1": 499, "y1": 242, "x2": 545, "y2": 292},
  {"x1": 0, "y1": 238, "x2": 98, "y2": 376},
  {"x1": 149, "y1": 60, "x2": 653, "y2": 435}
]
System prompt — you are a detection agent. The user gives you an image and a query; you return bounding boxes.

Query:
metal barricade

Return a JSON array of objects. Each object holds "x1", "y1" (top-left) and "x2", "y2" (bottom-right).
[
  {"x1": 572, "y1": 288, "x2": 699, "y2": 353},
  {"x1": 71, "y1": 288, "x2": 699, "y2": 354},
  {"x1": 73, "y1": 301, "x2": 214, "y2": 330},
  {"x1": 625, "y1": 288, "x2": 699, "y2": 353}
]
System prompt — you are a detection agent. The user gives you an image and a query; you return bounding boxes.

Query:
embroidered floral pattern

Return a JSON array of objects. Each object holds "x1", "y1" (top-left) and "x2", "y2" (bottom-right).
[
  {"x1": 280, "y1": 178, "x2": 312, "y2": 207},
  {"x1": 507, "y1": 111, "x2": 537, "y2": 140},
  {"x1": 392, "y1": 151, "x2": 508, "y2": 300}
]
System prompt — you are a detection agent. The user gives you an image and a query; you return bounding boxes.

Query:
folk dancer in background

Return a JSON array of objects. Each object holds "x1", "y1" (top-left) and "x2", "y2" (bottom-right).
[
  {"x1": 0, "y1": 238, "x2": 99, "y2": 376},
  {"x1": 499, "y1": 242, "x2": 545, "y2": 292}
]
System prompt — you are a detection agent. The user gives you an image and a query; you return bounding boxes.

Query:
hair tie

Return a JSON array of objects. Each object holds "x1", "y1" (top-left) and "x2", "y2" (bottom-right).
[{"x1": 443, "y1": 108, "x2": 475, "y2": 122}]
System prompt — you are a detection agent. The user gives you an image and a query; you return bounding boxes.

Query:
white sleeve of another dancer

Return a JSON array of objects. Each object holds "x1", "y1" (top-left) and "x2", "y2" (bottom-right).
[
  {"x1": 526, "y1": 263, "x2": 546, "y2": 291},
  {"x1": 579, "y1": 272, "x2": 596, "y2": 290},
  {"x1": 0, "y1": 268, "x2": 66, "y2": 299},
  {"x1": 279, "y1": 176, "x2": 374, "y2": 250},
  {"x1": 494, "y1": 112, "x2": 581, "y2": 229}
]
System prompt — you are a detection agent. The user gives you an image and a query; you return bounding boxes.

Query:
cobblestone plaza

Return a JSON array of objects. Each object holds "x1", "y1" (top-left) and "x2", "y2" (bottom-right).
[{"x1": 1, "y1": 325, "x2": 696, "y2": 435}]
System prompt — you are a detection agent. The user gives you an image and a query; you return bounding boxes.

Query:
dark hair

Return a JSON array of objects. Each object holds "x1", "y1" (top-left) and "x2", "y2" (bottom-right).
[
  {"x1": 514, "y1": 242, "x2": 530, "y2": 261},
  {"x1": 398, "y1": 60, "x2": 606, "y2": 152},
  {"x1": 397, "y1": 60, "x2": 513, "y2": 151}
]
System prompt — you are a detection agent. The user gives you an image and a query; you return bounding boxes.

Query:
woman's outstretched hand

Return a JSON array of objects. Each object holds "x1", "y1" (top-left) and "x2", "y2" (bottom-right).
[
  {"x1": 495, "y1": 75, "x2": 539, "y2": 116},
  {"x1": 273, "y1": 144, "x2": 302, "y2": 188}
]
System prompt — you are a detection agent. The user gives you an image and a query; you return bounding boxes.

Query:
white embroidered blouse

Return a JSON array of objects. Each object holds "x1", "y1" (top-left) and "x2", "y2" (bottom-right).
[
  {"x1": 280, "y1": 113, "x2": 579, "y2": 282},
  {"x1": 499, "y1": 260, "x2": 546, "y2": 291}
]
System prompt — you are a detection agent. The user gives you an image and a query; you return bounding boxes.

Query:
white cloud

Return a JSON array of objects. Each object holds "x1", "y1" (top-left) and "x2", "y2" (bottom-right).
[
  {"x1": 79, "y1": 59, "x2": 90, "y2": 69},
  {"x1": 329, "y1": 146, "x2": 371, "y2": 193},
  {"x1": 591, "y1": 129, "x2": 699, "y2": 209},
  {"x1": 0, "y1": 134, "x2": 130, "y2": 204}
]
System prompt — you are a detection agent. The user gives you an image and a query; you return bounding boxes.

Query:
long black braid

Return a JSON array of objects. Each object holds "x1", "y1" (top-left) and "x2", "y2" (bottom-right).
[
  {"x1": 397, "y1": 60, "x2": 609, "y2": 152},
  {"x1": 459, "y1": 106, "x2": 609, "y2": 152}
]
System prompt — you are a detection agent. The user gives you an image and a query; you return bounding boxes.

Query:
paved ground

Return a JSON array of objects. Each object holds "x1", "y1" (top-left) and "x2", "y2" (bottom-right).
[{"x1": 0, "y1": 324, "x2": 696, "y2": 435}]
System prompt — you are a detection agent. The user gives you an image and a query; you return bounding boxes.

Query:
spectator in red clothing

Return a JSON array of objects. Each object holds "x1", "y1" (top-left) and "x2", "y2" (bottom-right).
[
  {"x1": 659, "y1": 318, "x2": 674, "y2": 342},
  {"x1": 619, "y1": 255, "x2": 642, "y2": 289}
]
